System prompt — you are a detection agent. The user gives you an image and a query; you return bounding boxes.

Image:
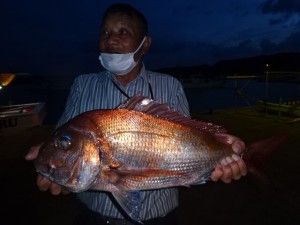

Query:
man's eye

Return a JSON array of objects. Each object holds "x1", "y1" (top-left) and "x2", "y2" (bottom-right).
[
  {"x1": 101, "y1": 30, "x2": 109, "y2": 37},
  {"x1": 119, "y1": 29, "x2": 128, "y2": 35}
]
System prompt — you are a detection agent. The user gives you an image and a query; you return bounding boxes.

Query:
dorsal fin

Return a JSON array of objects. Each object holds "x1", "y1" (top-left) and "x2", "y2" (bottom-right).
[{"x1": 118, "y1": 94, "x2": 227, "y2": 134}]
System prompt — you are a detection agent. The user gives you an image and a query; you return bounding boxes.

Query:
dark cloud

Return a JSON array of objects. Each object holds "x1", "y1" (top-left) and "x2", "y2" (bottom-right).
[
  {"x1": 145, "y1": 38, "x2": 260, "y2": 69},
  {"x1": 214, "y1": 31, "x2": 300, "y2": 61},
  {"x1": 147, "y1": 30, "x2": 300, "y2": 70},
  {"x1": 261, "y1": 0, "x2": 300, "y2": 14},
  {"x1": 260, "y1": 0, "x2": 300, "y2": 25},
  {"x1": 260, "y1": 32, "x2": 300, "y2": 54},
  {"x1": 1, "y1": 1, "x2": 300, "y2": 75},
  {"x1": 209, "y1": 40, "x2": 259, "y2": 62},
  {"x1": 273, "y1": 31, "x2": 300, "y2": 52},
  {"x1": 260, "y1": 39, "x2": 274, "y2": 54},
  {"x1": 269, "y1": 14, "x2": 291, "y2": 25},
  {"x1": 185, "y1": 3, "x2": 198, "y2": 11},
  {"x1": 210, "y1": 31, "x2": 300, "y2": 63}
]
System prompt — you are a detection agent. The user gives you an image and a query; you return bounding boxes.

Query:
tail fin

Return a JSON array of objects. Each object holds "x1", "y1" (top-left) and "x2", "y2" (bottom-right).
[{"x1": 243, "y1": 133, "x2": 290, "y2": 182}]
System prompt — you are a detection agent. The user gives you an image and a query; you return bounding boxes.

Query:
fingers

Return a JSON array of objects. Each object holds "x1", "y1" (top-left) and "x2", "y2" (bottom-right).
[
  {"x1": 231, "y1": 139, "x2": 245, "y2": 155},
  {"x1": 37, "y1": 174, "x2": 65, "y2": 195},
  {"x1": 37, "y1": 174, "x2": 52, "y2": 191},
  {"x1": 232, "y1": 154, "x2": 247, "y2": 177},
  {"x1": 210, "y1": 165, "x2": 223, "y2": 182},
  {"x1": 215, "y1": 134, "x2": 246, "y2": 155},
  {"x1": 219, "y1": 158, "x2": 234, "y2": 183},
  {"x1": 25, "y1": 142, "x2": 43, "y2": 161},
  {"x1": 50, "y1": 183, "x2": 63, "y2": 195},
  {"x1": 211, "y1": 154, "x2": 247, "y2": 183}
]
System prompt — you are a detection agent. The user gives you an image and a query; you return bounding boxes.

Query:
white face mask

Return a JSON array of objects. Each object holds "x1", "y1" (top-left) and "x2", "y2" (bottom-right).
[{"x1": 99, "y1": 36, "x2": 147, "y2": 75}]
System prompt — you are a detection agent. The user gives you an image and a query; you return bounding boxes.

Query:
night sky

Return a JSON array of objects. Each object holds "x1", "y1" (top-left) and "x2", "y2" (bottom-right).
[{"x1": 1, "y1": 0, "x2": 300, "y2": 77}]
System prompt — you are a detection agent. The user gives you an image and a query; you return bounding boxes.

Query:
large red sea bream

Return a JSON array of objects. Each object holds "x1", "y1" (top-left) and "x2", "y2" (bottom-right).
[{"x1": 34, "y1": 95, "x2": 287, "y2": 223}]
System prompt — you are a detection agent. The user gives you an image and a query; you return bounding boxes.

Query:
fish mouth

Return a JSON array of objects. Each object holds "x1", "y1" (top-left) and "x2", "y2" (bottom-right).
[
  {"x1": 35, "y1": 166, "x2": 74, "y2": 190},
  {"x1": 34, "y1": 161, "x2": 50, "y2": 174},
  {"x1": 35, "y1": 162, "x2": 69, "y2": 184},
  {"x1": 34, "y1": 161, "x2": 90, "y2": 192},
  {"x1": 35, "y1": 167, "x2": 56, "y2": 183},
  {"x1": 35, "y1": 163, "x2": 57, "y2": 180}
]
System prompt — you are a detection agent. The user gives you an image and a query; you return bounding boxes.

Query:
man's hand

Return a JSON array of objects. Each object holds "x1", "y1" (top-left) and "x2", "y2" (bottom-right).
[
  {"x1": 25, "y1": 144, "x2": 69, "y2": 195},
  {"x1": 211, "y1": 135, "x2": 247, "y2": 183}
]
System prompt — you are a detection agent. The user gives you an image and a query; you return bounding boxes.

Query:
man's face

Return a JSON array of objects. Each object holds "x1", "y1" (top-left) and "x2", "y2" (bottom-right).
[{"x1": 99, "y1": 13, "x2": 144, "y2": 55}]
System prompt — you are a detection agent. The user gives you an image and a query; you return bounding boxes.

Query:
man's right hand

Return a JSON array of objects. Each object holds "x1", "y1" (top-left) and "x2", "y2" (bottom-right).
[{"x1": 25, "y1": 144, "x2": 69, "y2": 195}]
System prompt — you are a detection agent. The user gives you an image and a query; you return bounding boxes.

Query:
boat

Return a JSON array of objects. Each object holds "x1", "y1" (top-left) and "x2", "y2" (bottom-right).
[
  {"x1": 0, "y1": 102, "x2": 46, "y2": 135},
  {"x1": 256, "y1": 100, "x2": 300, "y2": 117}
]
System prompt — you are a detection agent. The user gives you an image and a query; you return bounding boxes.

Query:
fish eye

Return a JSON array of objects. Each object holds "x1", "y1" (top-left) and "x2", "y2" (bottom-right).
[{"x1": 57, "y1": 135, "x2": 72, "y2": 150}]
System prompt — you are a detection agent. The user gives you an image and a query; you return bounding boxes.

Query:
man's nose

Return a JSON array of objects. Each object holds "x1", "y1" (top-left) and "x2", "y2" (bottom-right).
[{"x1": 105, "y1": 33, "x2": 119, "y2": 46}]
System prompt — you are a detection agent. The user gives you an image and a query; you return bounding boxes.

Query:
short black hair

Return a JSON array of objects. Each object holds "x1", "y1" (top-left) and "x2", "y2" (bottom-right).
[{"x1": 102, "y1": 3, "x2": 148, "y2": 35}]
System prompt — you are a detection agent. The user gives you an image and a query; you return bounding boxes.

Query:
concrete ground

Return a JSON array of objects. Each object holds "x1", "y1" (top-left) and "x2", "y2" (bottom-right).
[{"x1": 1, "y1": 107, "x2": 299, "y2": 225}]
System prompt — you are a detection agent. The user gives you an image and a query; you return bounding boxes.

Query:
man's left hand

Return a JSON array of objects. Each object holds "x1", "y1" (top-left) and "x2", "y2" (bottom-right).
[{"x1": 211, "y1": 135, "x2": 247, "y2": 183}]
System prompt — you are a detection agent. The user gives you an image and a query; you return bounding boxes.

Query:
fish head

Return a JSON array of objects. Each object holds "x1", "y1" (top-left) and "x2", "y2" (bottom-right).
[{"x1": 34, "y1": 116, "x2": 101, "y2": 192}]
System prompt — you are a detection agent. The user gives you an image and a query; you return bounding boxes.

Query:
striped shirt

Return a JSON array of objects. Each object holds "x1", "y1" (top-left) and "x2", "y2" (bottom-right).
[{"x1": 56, "y1": 65, "x2": 190, "y2": 221}]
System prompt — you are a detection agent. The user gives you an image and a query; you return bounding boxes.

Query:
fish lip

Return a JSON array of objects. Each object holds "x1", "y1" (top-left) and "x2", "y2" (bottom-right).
[
  {"x1": 35, "y1": 162, "x2": 90, "y2": 192},
  {"x1": 36, "y1": 168, "x2": 53, "y2": 181},
  {"x1": 36, "y1": 168, "x2": 70, "y2": 188},
  {"x1": 35, "y1": 162, "x2": 63, "y2": 182}
]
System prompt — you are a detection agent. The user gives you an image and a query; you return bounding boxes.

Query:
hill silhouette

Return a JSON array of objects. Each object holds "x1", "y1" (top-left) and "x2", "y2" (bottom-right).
[{"x1": 157, "y1": 52, "x2": 300, "y2": 78}]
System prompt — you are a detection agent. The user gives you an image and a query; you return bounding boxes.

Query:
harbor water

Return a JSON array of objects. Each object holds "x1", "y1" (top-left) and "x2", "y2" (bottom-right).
[
  {"x1": 186, "y1": 78, "x2": 300, "y2": 112},
  {"x1": 0, "y1": 76, "x2": 299, "y2": 124}
]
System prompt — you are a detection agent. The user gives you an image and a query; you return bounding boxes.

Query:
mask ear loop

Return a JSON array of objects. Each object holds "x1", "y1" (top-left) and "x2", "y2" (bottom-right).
[
  {"x1": 133, "y1": 36, "x2": 147, "y2": 62},
  {"x1": 133, "y1": 36, "x2": 147, "y2": 54}
]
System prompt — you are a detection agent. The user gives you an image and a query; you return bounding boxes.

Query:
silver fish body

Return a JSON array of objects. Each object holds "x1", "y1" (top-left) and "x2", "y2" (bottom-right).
[
  {"x1": 34, "y1": 95, "x2": 238, "y2": 222},
  {"x1": 35, "y1": 108, "x2": 232, "y2": 192}
]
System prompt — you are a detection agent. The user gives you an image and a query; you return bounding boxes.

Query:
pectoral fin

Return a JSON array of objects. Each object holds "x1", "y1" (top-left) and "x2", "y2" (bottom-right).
[{"x1": 112, "y1": 190, "x2": 142, "y2": 223}]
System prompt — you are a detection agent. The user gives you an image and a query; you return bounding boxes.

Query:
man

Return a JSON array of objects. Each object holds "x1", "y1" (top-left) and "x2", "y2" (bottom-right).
[{"x1": 26, "y1": 3, "x2": 247, "y2": 225}]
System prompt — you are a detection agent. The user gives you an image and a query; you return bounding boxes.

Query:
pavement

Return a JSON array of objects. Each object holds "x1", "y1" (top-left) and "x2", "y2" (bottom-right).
[{"x1": 1, "y1": 107, "x2": 299, "y2": 225}]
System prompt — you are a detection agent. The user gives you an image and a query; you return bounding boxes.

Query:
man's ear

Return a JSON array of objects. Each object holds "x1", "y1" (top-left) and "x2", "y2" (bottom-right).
[{"x1": 142, "y1": 35, "x2": 152, "y2": 55}]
